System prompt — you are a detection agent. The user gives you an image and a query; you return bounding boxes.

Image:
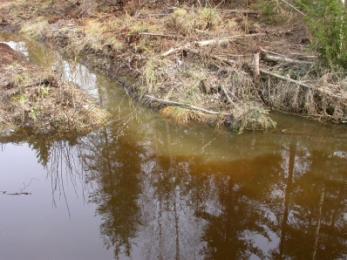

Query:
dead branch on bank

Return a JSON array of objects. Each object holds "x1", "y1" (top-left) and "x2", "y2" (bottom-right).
[
  {"x1": 260, "y1": 69, "x2": 312, "y2": 89},
  {"x1": 145, "y1": 95, "x2": 230, "y2": 116},
  {"x1": 194, "y1": 33, "x2": 266, "y2": 48},
  {"x1": 261, "y1": 52, "x2": 314, "y2": 65},
  {"x1": 161, "y1": 33, "x2": 266, "y2": 57}
]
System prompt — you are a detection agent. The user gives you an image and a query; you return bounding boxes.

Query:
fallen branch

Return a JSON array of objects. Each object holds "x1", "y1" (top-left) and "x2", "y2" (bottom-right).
[
  {"x1": 195, "y1": 38, "x2": 230, "y2": 48},
  {"x1": 260, "y1": 69, "x2": 312, "y2": 88},
  {"x1": 145, "y1": 95, "x2": 230, "y2": 116},
  {"x1": 262, "y1": 53, "x2": 314, "y2": 65},
  {"x1": 195, "y1": 33, "x2": 266, "y2": 47},
  {"x1": 137, "y1": 13, "x2": 171, "y2": 18},
  {"x1": 289, "y1": 52, "x2": 317, "y2": 60},
  {"x1": 161, "y1": 33, "x2": 265, "y2": 57},
  {"x1": 161, "y1": 44, "x2": 189, "y2": 57},
  {"x1": 162, "y1": 46, "x2": 236, "y2": 66}
]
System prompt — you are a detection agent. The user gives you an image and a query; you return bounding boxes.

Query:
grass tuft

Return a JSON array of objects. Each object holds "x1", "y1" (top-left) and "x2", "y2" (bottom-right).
[
  {"x1": 20, "y1": 17, "x2": 49, "y2": 40},
  {"x1": 233, "y1": 103, "x2": 277, "y2": 133},
  {"x1": 160, "y1": 106, "x2": 209, "y2": 125},
  {"x1": 166, "y1": 7, "x2": 221, "y2": 35}
]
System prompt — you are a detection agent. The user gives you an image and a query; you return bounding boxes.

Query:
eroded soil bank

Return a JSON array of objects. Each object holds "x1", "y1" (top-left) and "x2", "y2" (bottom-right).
[
  {"x1": 0, "y1": 40, "x2": 108, "y2": 139},
  {"x1": 1, "y1": 0, "x2": 346, "y2": 132}
]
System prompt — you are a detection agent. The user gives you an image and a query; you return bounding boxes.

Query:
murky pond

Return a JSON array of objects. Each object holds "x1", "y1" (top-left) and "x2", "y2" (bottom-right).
[{"x1": 1, "y1": 34, "x2": 346, "y2": 260}]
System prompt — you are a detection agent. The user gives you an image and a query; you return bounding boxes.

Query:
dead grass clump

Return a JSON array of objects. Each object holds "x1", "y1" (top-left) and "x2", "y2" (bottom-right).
[
  {"x1": 103, "y1": 13, "x2": 163, "y2": 36},
  {"x1": 79, "y1": 14, "x2": 167, "y2": 54},
  {"x1": 0, "y1": 44, "x2": 108, "y2": 136},
  {"x1": 165, "y1": 7, "x2": 221, "y2": 35},
  {"x1": 20, "y1": 17, "x2": 49, "y2": 40},
  {"x1": 232, "y1": 103, "x2": 277, "y2": 133},
  {"x1": 165, "y1": 8, "x2": 190, "y2": 34},
  {"x1": 142, "y1": 56, "x2": 173, "y2": 93},
  {"x1": 220, "y1": 67, "x2": 258, "y2": 102},
  {"x1": 196, "y1": 7, "x2": 222, "y2": 30},
  {"x1": 160, "y1": 106, "x2": 210, "y2": 125},
  {"x1": 139, "y1": 52, "x2": 278, "y2": 131},
  {"x1": 5, "y1": 74, "x2": 108, "y2": 135},
  {"x1": 82, "y1": 19, "x2": 124, "y2": 51}
]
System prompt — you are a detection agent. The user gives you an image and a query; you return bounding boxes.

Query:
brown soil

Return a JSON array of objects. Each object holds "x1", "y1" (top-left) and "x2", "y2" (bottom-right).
[
  {"x1": 0, "y1": 42, "x2": 108, "y2": 139},
  {"x1": 0, "y1": 43, "x2": 25, "y2": 65}
]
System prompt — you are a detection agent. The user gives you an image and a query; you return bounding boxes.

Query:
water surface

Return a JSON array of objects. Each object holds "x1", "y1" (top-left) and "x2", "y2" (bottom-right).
[{"x1": 0, "y1": 34, "x2": 346, "y2": 260}]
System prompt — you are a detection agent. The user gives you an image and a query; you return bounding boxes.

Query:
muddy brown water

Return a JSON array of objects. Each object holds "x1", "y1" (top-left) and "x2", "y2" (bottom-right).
[{"x1": 0, "y1": 34, "x2": 346, "y2": 260}]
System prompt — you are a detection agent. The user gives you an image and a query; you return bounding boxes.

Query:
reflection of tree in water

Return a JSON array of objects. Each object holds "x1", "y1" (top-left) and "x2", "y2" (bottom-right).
[
  {"x1": 80, "y1": 122, "x2": 346, "y2": 259},
  {"x1": 150, "y1": 155, "x2": 211, "y2": 259},
  {"x1": 29, "y1": 137, "x2": 53, "y2": 166},
  {"x1": 81, "y1": 125, "x2": 142, "y2": 258},
  {"x1": 193, "y1": 154, "x2": 284, "y2": 259},
  {"x1": 1, "y1": 135, "x2": 89, "y2": 214},
  {"x1": 147, "y1": 122, "x2": 216, "y2": 259},
  {"x1": 277, "y1": 148, "x2": 347, "y2": 259},
  {"x1": 178, "y1": 142, "x2": 347, "y2": 259},
  {"x1": 43, "y1": 115, "x2": 346, "y2": 260}
]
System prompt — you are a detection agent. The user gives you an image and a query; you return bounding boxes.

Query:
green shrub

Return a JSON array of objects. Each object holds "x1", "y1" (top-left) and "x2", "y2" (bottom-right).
[{"x1": 297, "y1": 0, "x2": 347, "y2": 69}]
